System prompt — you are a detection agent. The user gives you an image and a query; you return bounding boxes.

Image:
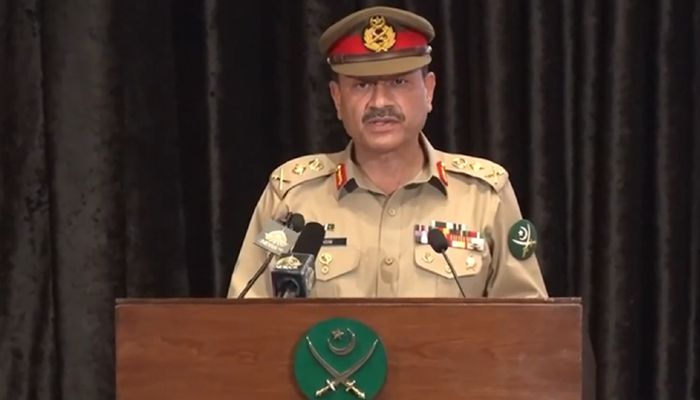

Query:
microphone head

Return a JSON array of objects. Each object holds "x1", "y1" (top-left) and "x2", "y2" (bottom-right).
[
  {"x1": 291, "y1": 222, "x2": 325, "y2": 258},
  {"x1": 253, "y1": 219, "x2": 300, "y2": 255},
  {"x1": 271, "y1": 222, "x2": 325, "y2": 298},
  {"x1": 427, "y1": 228, "x2": 449, "y2": 253},
  {"x1": 287, "y1": 213, "x2": 306, "y2": 232},
  {"x1": 271, "y1": 253, "x2": 316, "y2": 297}
]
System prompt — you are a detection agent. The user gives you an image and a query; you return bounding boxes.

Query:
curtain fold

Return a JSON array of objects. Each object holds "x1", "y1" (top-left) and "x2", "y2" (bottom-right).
[
  {"x1": 0, "y1": 0, "x2": 58, "y2": 399},
  {"x1": 1, "y1": 0, "x2": 698, "y2": 399}
]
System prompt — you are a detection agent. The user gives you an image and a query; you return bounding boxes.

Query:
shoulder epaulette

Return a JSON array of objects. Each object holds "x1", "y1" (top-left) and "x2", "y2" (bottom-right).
[
  {"x1": 268, "y1": 153, "x2": 339, "y2": 198},
  {"x1": 440, "y1": 153, "x2": 509, "y2": 192}
]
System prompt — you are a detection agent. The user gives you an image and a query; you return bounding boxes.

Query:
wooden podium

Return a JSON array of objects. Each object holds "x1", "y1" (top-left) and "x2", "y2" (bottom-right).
[{"x1": 115, "y1": 298, "x2": 582, "y2": 400}]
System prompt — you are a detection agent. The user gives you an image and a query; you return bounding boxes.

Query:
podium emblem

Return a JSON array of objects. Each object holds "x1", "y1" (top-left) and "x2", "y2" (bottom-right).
[{"x1": 293, "y1": 317, "x2": 387, "y2": 399}]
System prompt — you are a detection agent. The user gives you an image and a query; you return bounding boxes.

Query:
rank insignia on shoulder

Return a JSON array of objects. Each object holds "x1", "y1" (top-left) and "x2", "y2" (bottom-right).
[
  {"x1": 270, "y1": 168, "x2": 291, "y2": 191},
  {"x1": 291, "y1": 164, "x2": 306, "y2": 175},
  {"x1": 444, "y1": 155, "x2": 509, "y2": 192},
  {"x1": 268, "y1": 155, "x2": 334, "y2": 198}
]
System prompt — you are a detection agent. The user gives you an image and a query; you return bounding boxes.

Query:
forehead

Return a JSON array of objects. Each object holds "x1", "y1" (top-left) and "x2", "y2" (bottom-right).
[{"x1": 339, "y1": 70, "x2": 420, "y2": 83}]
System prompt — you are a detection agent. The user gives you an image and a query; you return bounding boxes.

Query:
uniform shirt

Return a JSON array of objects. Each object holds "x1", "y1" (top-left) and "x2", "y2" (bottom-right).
[{"x1": 227, "y1": 134, "x2": 548, "y2": 299}]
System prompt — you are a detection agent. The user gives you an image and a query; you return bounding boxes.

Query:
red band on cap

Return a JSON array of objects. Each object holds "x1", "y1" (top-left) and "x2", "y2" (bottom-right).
[{"x1": 329, "y1": 30, "x2": 427, "y2": 56}]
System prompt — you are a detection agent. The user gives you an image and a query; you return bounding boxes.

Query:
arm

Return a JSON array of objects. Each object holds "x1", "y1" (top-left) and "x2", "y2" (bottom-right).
[{"x1": 486, "y1": 180, "x2": 548, "y2": 298}]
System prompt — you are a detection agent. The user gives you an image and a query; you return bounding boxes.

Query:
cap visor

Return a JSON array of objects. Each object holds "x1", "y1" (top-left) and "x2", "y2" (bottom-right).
[{"x1": 330, "y1": 55, "x2": 431, "y2": 77}]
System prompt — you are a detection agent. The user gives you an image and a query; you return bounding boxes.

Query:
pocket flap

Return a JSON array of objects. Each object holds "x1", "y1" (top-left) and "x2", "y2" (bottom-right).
[
  {"x1": 314, "y1": 246, "x2": 360, "y2": 281},
  {"x1": 414, "y1": 246, "x2": 484, "y2": 278}
]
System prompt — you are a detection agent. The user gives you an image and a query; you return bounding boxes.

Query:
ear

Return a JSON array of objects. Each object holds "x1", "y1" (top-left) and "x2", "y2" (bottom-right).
[
  {"x1": 328, "y1": 80, "x2": 342, "y2": 120},
  {"x1": 424, "y1": 72, "x2": 436, "y2": 113}
]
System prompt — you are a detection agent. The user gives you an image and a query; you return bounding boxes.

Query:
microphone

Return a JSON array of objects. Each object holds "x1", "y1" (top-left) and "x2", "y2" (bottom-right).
[
  {"x1": 271, "y1": 222, "x2": 325, "y2": 298},
  {"x1": 427, "y1": 228, "x2": 467, "y2": 298},
  {"x1": 236, "y1": 212, "x2": 306, "y2": 299},
  {"x1": 283, "y1": 212, "x2": 306, "y2": 232}
]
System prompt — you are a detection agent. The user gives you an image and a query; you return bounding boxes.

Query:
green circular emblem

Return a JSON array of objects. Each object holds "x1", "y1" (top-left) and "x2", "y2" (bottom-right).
[
  {"x1": 507, "y1": 219, "x2": 538, "y2": 260},
  {"x1": 293, "y1": 318, "x2": 387, "y2": 400}
]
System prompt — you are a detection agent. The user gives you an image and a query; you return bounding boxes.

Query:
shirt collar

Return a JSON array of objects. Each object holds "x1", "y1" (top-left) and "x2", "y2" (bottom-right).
[{"x1": 334, "y1": 133, "x2": 449, "y2": 199}]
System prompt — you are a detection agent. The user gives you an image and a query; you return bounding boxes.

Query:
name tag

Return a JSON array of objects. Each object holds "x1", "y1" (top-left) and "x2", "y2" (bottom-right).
[{"x1": 323, "y1": 237, "x2": 347, "y2": 246}]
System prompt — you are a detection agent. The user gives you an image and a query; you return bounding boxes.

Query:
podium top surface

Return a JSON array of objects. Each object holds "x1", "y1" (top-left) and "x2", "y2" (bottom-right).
[{"x1": 115, "y1": 297, "x2": 581, "y2": 306}]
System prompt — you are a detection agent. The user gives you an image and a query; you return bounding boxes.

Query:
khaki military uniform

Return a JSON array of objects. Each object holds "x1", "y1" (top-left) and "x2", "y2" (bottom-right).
[
  {"x1": 227, "y1": 134, "x2": 547, "y2": 299},
  {"x1": 227, "y1": 6, "x2": 548, "y2": 299}
]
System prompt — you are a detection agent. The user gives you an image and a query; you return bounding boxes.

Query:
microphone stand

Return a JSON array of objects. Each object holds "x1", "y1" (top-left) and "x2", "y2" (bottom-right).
[{"x1": 237, "y1": 252, "x2": 275, "y2": 299}]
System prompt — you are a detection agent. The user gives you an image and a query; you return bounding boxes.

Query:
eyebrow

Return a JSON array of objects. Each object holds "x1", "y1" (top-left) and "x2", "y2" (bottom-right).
[{"x1": 350, "y1": 74, "x2": 410, "y2": 83}]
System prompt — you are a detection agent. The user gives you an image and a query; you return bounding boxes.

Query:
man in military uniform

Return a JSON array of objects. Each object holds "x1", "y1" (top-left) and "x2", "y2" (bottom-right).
[{"x1": 226, "y1": 6, "x2": 548, "y2": 299}]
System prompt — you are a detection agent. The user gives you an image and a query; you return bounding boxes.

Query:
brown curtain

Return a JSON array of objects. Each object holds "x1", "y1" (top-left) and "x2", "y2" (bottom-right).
[{"x1": 1, "y1": 0, "x2": 698, "y2": 399}]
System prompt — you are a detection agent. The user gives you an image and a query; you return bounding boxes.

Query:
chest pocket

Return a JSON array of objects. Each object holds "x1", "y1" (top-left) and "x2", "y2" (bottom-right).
[
  {"x1": 311, "y1": 246, "x2": 361, "y2": 298},
  {"x1": 414, "y1": 245, "x2": 489, "y2": 297}
]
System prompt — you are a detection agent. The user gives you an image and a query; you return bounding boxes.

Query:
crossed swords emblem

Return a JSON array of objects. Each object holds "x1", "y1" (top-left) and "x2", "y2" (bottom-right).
[{"x1": 305, "y1": 330, "x2": 379, "y2": 399}]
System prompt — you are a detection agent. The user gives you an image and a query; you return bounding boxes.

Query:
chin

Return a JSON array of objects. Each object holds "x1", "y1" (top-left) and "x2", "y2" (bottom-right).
[{"x1": 361, "y1": 130, "x2": 406, "y2": 152}]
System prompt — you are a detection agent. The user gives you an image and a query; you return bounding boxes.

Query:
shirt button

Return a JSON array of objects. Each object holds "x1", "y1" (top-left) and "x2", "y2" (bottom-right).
[
  {"x1": 388, "y1": 209, "x2": 396, "y2": 216},
  {"x1": 384, "y1": 257, "x2": 394, "y2": 265}
]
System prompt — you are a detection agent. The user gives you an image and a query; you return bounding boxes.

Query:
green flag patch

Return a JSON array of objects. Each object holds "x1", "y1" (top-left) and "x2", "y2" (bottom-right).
[{"x1": 507, "y1": 219, "x2": 538, "y2": 260}]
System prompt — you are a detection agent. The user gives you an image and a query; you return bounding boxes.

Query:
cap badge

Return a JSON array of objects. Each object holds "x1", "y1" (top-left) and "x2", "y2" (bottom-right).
[{"x1": 363, "y1": 16, "x2": 396, "y2": 52}]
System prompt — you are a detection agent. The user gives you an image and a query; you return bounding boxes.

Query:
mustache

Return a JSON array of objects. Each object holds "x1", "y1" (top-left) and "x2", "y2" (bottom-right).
[{"x1": 362, "y1": 107, "x2": 405, "y2": 123}]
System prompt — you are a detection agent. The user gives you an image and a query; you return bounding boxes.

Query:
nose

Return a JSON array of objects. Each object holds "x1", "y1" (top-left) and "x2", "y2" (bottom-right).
[{"x1": 367, "y1": 82, "x2": 393, "y2": 109}]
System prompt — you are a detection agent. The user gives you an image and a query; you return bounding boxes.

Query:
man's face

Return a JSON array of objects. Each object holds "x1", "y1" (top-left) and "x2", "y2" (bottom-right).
[{"x1": 329, "y1": 68, "x2": 436, "y2": 155}]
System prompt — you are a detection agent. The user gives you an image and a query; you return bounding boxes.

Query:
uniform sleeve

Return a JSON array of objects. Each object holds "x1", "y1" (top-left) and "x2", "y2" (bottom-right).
[
  {"x1": 485, "y1": 180, "x2": 548, "y2": 298},
  {"x1": 226, "y1": 183, "x2": 285, "y2": 298}
]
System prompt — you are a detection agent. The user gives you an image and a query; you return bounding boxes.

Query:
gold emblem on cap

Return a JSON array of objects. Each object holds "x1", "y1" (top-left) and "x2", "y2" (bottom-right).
[{"x1": 363, "y1": 16, "x2": 396, "y2": 53}]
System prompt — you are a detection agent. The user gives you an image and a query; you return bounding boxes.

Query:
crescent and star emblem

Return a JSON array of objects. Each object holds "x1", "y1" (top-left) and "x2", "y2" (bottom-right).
[
  {"x1": 511, "y1": 224, "x2": 537, "y2": 258},
  {"x1": 305, "y1": 328, "x2": 377, "y2": 398},
  {"x1": 328, "y1": 328, "x2": 356, "y2": 356}
]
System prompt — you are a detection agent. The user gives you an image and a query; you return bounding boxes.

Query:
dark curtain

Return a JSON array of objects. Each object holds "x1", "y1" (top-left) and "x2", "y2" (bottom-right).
[{"x1": 1, "y1": 0, "x2": 698, "y2": 400}]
